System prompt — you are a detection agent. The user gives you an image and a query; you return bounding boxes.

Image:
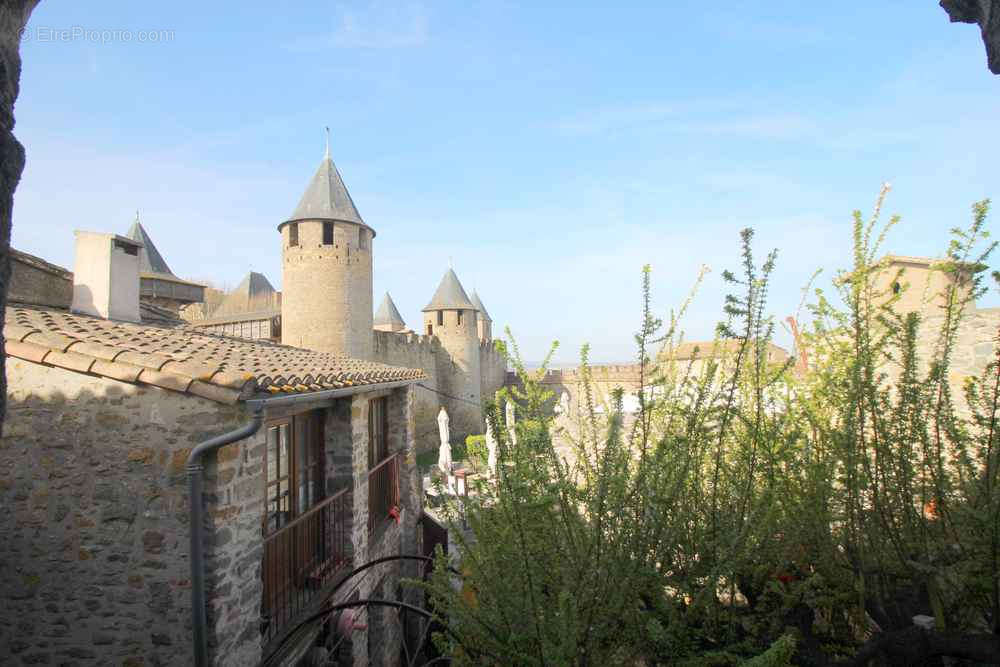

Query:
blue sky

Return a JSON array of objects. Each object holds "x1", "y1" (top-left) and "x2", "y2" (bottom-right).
[{"x1": 12, "y1": 1, "x2": 1000, "y2": 364}]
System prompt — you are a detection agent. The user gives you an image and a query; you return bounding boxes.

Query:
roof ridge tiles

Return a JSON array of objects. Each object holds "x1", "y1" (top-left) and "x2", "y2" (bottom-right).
[{"x1": 5, "y1": 304, "x2": 425, "y2": 403}]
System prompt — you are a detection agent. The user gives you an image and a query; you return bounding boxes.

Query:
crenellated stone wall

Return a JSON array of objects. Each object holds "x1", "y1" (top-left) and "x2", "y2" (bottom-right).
[
  {"x1": 372, "y1": 330, "x2": 507, "y2": 450},
  {"x1": 372, "y1": 331, "x2": 442, "y2": 449}
]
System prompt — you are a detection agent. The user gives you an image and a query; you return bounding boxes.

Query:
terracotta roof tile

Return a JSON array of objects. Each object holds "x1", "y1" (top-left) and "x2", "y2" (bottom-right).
[
  {"x1": 5, "y1": 340, "x2": 51, "y2": 364},
  {"x1": 5, "y1": 305, "x2": 425, "y2": 403},
  {"x1": 137, "y1": 368, "x2": 194, "y2": 394},
  {"x1": 90, "y1": 359, "x2": 143, "y2": 384},
  {"x1": 5, "y1": 323, "x2": 38, "y2": 342},
  {"x1": 44, "y1": 350, "x2": 96, "y2": 374}
]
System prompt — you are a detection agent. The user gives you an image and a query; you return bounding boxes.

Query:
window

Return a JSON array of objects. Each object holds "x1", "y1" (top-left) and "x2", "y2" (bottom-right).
[
  {"x1": 437, "y1": 311, "x2": 444, "y2": 326},
  {"x1": 427, "y1": 324, "x2": 433, "y2": 336},
  {"x1": 368, "y1": 397, "x2": 389, "y2": 469},
  {"x1": 457, "y1": 310, "x2": 463, "y2": 326},
  {"x1": 264, "y1": 411, "x2": 324, "y2": 535},
  {"x1": 367, "y1": 396, "x2": 398, "y2": 535},
  {"x1": 359, "y1": 228, "x2": 368, "y2": 250},
  {"x1": 289, "y1": 223, "x2": 299, "y2": 247},
  {"x1": 114, "y1": 239, "x2": 138, "y2": 256},
  {"x1": 323, "y1": 222, "x2": 334, "y2": 245}
]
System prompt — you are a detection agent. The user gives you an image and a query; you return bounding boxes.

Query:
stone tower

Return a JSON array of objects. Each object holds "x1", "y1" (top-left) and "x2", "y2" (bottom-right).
[
  {"x1": 470, "y1": 290, "x2": 492, "y2": 342},
  {"x1": 280, "y1": 139, "x2": 374, "y2": 358},
  {"x1": 871, "y1": 255, "x2": 978, "y2": 316},
  {"x1": 374, "y1": 292, "x2": 407, "y2": 333},
  {"x1": 423, "y1": 269, "x2": 482, "y2": 437}
]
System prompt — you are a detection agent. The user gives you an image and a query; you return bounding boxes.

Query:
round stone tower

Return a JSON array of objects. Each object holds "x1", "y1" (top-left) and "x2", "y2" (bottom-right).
[
  {"x1": 280, "y1": 140, "x2": 374, "y2": 359},
  {"x1": 423, "y1": 268, "x2": 482, "y2": 437}
]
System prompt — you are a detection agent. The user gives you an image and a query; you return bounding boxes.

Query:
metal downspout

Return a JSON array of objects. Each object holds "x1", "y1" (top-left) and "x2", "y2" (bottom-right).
[{"x1": 187, "y1": 406, "x2": 264, "y2": 667}]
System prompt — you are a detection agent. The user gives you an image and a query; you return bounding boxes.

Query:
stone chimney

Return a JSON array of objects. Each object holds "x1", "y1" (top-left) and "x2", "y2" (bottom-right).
[{"x1": 71, "y1": 230, "x2": 142, "y2": 322}]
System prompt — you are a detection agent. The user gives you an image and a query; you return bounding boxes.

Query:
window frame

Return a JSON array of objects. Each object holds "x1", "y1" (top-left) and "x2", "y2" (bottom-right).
[
  {"x1": 368, "y1": 396, "x2": 390, "y2": 469},
  {"x1": 289, "y1": 223, "x2": 299, "y2": 247},
  {"x1": 263, "y1": 410, "x2": 325, "y2": 537},
  {"x1": 322, "y1": 221, "x2": 334, "y2": 245}
]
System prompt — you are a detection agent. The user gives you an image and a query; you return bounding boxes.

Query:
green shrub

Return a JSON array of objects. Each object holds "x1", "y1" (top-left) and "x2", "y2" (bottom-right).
[
  {"x1": 422, "y1": 194, "x2": 1000, "y2": 666},
  {"x1": 465, "y1": 434, "x2": 488, "y2": 470}
]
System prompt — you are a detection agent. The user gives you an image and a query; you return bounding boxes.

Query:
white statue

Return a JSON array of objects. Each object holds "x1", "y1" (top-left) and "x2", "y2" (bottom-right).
[
  {"x1": 505, "y1": 399, "x2": 517, "y2": 446},
  {"x1": 437, "y1": 407, "x2": 452, "y2": 473},
  {"x1": 485, "y1": 418, "x2": 498, "y2": 477}
]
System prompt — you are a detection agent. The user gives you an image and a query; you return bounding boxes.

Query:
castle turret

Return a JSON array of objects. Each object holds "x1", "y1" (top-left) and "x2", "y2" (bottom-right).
[
  {"x1": 125, "y1": 214, "x2": 205, "y2": 315},
  {"x1": 871, "y1": 255, "x2": 979, "y2": 316},
  {"x1": 423, "y1": 269, "x2": 482, "y2": 437},
  {"x1": 374, "y1": 292, "x2": 407, "y2": 333},
  {"x1": 280, "y1": 136, "x2": 374, "y2": 358},
  {"x1": 470, "y1": 290, "x2": 492, "y2": 342}
]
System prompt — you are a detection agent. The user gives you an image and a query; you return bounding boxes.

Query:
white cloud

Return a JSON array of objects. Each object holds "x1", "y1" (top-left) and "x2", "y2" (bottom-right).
[{"x1": 285, "y1": 2, "x2": 429, "y2": 52}]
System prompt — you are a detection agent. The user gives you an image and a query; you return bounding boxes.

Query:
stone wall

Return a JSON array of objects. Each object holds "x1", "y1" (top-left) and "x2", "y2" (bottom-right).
[
  {"x1": 0, "y1": 359, "x2": 263, "y2": 666},
  {"x1": 281, "y1": 220, "x2": 373, "y2": 359},
  {"x1": 941, "y1": 0, "x2": 1000, "y2": 74},
  {"x1": 9, "y1": 247, "x2": 72, "y2": 308},
  {"x1": 373, "y1": 330, "x2": 508, "y2": 451},
  {"x1": 338, "y1": 386, "x2": 420, "y2": 666},
  {"x1": 372, "y1": 331, "x2": 442, "y2": 451},
  {"x1": 423, "y1": 309, "x2": 482, "y2": 442},
  {"x1": 479, "y1": 339, "x2": 507, "y2": 408}
]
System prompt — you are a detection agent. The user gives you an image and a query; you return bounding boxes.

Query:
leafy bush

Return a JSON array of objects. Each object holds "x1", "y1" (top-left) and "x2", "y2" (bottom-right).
[
  {"x1": 465, "y1": 434, "x2": 488, "y2": 470},
  {"x1": 421, "y1": 193, "x2": 1000, "y2": 666}
]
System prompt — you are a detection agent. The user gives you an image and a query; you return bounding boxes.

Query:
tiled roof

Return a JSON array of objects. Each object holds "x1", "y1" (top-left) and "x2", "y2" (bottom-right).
[
  {"x1": 208, "y1": 272, "x2": 280, "y2": 320},
  {"x1": 5, "y1": 305, "x2": 424, "y2": 404}
]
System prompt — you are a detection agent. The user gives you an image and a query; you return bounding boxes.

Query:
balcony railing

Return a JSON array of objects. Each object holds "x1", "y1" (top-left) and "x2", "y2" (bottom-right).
[
  {"x1": 261, "y1": 487, "x2": 351, "y2": 645},
  {"x1": 368, "y1": 452, "x2": 400, "y2": 534}
]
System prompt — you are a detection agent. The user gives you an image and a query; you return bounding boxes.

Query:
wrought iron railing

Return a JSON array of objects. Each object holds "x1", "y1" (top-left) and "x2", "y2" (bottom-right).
[
  {"x1": 368, "y1": 452, "x2": 400, "y2": 534},
  {"x1": 261, "y1": 487, "x2": 351, "y2": 644}
]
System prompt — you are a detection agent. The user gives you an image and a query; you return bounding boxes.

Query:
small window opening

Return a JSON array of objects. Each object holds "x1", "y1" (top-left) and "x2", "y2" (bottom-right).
[
  {"x1": 427, "y1": 324, "x2": 433, "y2": 336},
  {"x1": 457, "y1": 310, "x2": 464, "y2": 326},
  {"x1": 437, "y1": 311, "x2": 444, "y2": 326},
  {"x1": 114, "y1": 239, "x2": 138, "y2": 256},
  {"x1": 323, "y1": 222, "x2": 334, "y2": 245},
  {"x1": 359, "y1": 228, "x2": 368, "y2": 250},
  {"x1": 289, "y1": 223, "x2": 299, "y2": 247}
]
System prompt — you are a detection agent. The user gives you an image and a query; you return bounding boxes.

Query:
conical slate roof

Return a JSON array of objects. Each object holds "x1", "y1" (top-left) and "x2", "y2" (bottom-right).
[
  {"x1": 423, "y1": 268, "x2": 476, "y2": 312},
  {"x1": 374, "y1": 292, "x2": 406, "y2": 328},
  {"x1": 211, "y1": 272, "x2": 280, "y2": 318},
  {"x1": 470, "y1": 290, "x2": 491, "y2": 321},
  {"x1": 127, "y1": 218, "x2": 173, "y2": 276},
  {"x1": 284, "y1": 148, "x2": 370, "y2": 233}
]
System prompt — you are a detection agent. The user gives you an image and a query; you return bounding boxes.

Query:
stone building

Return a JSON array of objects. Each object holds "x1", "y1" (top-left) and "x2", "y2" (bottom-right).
[
  {"x1": 2, "y1": 230, "x2": 429, "y2": 666},
  {"x1": 181, "y1": 144, "x2": 507, "y2": 446}
]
